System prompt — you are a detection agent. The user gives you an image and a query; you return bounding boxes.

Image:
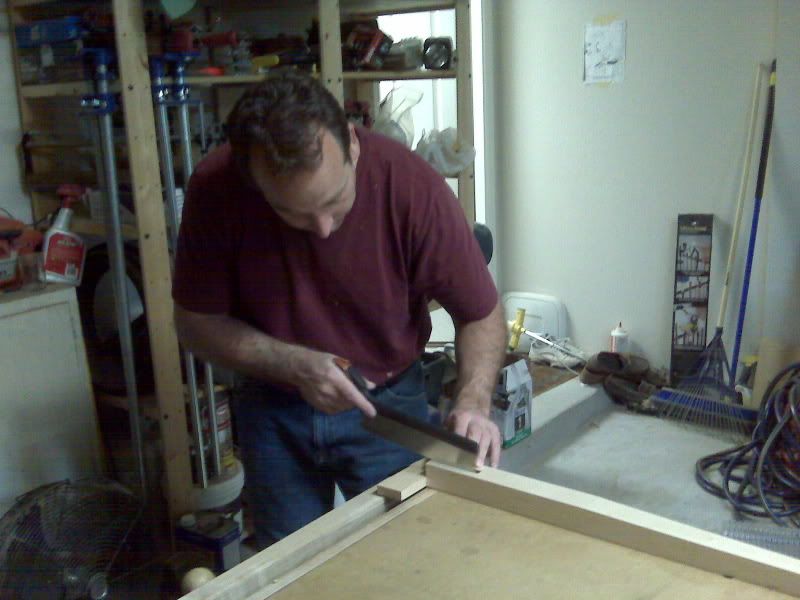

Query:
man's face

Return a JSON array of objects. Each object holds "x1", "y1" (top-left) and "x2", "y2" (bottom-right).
[{"x1": 249, "y1": 124, "x2": 360, "y2": 239}]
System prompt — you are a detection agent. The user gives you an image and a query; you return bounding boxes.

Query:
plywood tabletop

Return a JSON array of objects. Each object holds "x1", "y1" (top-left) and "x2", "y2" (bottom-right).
[{"x1": 268, "y1": 491, "x2": 790, "y2": 600}]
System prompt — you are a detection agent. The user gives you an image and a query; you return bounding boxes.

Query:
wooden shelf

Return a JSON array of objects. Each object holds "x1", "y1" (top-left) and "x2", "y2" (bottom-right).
[
  {"x1": 21, "y1": 81, "x2": 94, "y2": 99},
  {"x1": 96, "y1": 391, "x2": 161, "y2": 421},
  {"x1": 10, "y1": 0, "x2": 63, "y2": 6},
  {"x1": 341, "y1": 0, "x2": 456, "y2": 17},
  {"x1": 204, "y1": 0, "x2": 455, "y2": 17},
  {"x1": 343, "y1": 69, "x2": 456, "y2": 81},
  {"x1": 185, "y1": 74, "x2": 266, "y2": 86},
  {"x1": 20, "y1": 74, "x2": 271, "y2": 99},
  {"x1": 72, "y1": 217, "x2": 139, "y2": 241},
  {"x1": 96, "y1": 384, "x2": 230, "y2": 422}
]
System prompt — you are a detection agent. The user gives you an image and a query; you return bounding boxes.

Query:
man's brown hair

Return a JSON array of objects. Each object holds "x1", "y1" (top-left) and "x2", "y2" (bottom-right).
[{"x1": 227, "y1": 71, "x2": 351, "y2": 177}]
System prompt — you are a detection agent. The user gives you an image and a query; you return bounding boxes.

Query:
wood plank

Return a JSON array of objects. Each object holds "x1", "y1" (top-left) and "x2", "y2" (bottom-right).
[
  {"x1": 185, "y1": 74, "x2": 265, "y2": 86},
  {"x1": 376, "y1": 459, "x2": 427, "y2": 501},
  {"x1": 112, "y1": 0, "x2": 193, "y2": 518},
  {"x1": 425, "y1": 462, "x2": 800, "y2": 597},
  {"x1": 455, "y1": 0, "x2": 475, "y2": 223},
  {"x1": 318, "y1": 0, "x2": 344, "y2": 105},
  {"x1": 376, "y1": 470, "x2": 427, "y2": 502},
  {"x1": 266, "y1": 491, "x2": 793, "y2": 600},
  {"x1": 242, "y1": 490, "x2": 436, "y2": 600},
  {"x1": 96, "y1": 391, "x2": 160, "y2": 421},
  {"x1": 342, "y1": 69, "x2": 457, "y2": 81},
  {"x1": 72, "y1": 217, "x2": 139, "y2": 241},
  {"x1": 341, "y1": 0, "x2": 456, "y2": 17},
  {"x1": 20, "y1": 76, "x2": 262, "y2": 99},
  {"x1": 181, "y1": 484, "x2": 403, "y2": 600}
]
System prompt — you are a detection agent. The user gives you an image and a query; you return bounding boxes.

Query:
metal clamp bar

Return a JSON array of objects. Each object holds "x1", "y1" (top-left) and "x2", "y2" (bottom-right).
[
  {"x1": 151, "y1": 57, "x2": 210, "y2": 487},
  {"x1": 86, "y1": 50, "x2": 147, "y2": 500}
]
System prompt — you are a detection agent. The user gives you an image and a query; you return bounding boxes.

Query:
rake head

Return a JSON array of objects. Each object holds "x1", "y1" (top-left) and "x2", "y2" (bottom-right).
[{"x1": 655, "y1": 330, "x2": 757, "y2": 441}]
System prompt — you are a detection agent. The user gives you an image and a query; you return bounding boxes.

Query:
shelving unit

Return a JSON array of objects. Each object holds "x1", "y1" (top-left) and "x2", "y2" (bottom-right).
[{"x1": 7, "y1": 0, "x2": 476, "y2": 519}]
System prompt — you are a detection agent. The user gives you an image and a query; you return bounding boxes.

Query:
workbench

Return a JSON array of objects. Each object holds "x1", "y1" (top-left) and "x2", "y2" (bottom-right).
[{"x1": 182, "y1": 380, "x2": 800, "y2": 599}]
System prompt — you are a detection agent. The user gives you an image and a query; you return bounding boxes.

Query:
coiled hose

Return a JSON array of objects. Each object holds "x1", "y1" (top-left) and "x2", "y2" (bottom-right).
[{"x1": 695, "y1": 362, "x2": 800, "y2": 526}]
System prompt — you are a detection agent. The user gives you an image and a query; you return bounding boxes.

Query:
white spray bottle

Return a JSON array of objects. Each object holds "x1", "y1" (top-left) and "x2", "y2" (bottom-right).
[{"x1": 42, "y1": 184, "x2": 87, "y2": 285}]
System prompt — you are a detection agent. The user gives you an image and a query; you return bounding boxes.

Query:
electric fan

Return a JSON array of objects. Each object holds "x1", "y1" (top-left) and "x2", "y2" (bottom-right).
[{"x1": 0, "y1": 479, "x2": 143, "y2": 599}]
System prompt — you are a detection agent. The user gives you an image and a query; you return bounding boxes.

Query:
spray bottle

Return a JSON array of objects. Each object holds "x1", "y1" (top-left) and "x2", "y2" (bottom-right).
[{"x1": 42, "y1": 184, "x2": 87, "y2": 285}]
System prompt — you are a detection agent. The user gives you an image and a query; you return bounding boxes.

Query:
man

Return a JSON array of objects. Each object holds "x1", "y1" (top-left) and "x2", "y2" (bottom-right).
[{"x1": 172, "y1": 72, "x2": 506, "y2": 549}]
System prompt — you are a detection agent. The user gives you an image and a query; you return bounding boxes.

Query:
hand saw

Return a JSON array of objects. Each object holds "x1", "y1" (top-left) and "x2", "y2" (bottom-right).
[{"x1": 335, "y1": 358, "x2": 479, "y2": 471}]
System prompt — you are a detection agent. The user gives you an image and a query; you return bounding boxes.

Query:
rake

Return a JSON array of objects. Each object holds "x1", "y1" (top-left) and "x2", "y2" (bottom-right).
[{"x1": 656, "y1": 62, "x2": 774, "y2": 441}]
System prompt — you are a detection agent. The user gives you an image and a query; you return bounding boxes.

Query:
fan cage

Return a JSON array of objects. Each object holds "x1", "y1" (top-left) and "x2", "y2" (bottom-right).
[{"x1": 0, "y1": 479, "x2": 142, "y2": 600}]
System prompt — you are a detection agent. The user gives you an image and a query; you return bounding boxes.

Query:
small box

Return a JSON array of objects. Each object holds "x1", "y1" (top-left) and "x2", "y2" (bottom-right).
[
  {"x1": 176, "y1": 512, "x2": 241, "y2": 573},
  {"x1": 670, "y1": 214, "x2": 714, "y2": 383},
  {"x1": 491, "y1": 359, "x2": 533, "y2": 448}
]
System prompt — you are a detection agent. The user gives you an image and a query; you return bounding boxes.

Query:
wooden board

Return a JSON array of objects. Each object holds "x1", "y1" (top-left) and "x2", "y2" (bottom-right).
[
  {"x1": 268, "y1": 491, "x2": 791, "y2": 600},
  {"x1": 455, "y1": 0, "x2": 475, "y2": 223},
  {"x1": 752, "y1": 336, "x2": 800, "y2": 409},
  {"x1": 183, "y1": 460, "x2": 800, "y2": 599},
  {"x1": 113, "y1": 0, "x2": 193, "y2": 517},
  {"x1": 426, "y1": 462, "x2": 800, "y2": 597}
]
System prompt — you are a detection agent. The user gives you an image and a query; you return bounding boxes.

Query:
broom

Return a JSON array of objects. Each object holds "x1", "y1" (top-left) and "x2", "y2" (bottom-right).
[{"x1": 656, "y1": 63, "x2": 771, "y2": 440}]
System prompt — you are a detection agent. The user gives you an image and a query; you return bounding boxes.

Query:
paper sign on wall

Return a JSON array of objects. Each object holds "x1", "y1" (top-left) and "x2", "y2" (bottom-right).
[{"x1": 584, "y1": 20, "x2": 626, "y2": 84}]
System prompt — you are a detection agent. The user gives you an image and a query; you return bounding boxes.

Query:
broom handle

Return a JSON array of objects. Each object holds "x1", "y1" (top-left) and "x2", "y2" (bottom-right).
[
  {"x1": 731, "y1": 60, "x2": 777, "y2": 382},
  {"x1": 716, "y1": 63, "x2": 764, "y2": 330}
]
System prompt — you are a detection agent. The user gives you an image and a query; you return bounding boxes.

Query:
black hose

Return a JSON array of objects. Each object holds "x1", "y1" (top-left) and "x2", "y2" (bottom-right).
[{"x1": 695, "y1": 361, "x2": 800, "y2": 526}]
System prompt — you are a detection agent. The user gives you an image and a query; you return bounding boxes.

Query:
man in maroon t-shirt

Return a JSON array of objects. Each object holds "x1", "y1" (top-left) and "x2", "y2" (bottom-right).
[{"x1": 173, "y1": 72, "x2": 505, "y2": 549}]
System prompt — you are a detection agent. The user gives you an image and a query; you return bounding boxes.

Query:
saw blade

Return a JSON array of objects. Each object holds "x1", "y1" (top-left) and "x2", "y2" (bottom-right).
[{"x1": 362, "y1": 408, "x2": 479, "y2": 471}]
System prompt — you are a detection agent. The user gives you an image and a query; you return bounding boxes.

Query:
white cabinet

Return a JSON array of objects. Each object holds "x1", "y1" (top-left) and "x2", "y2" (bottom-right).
[{"x1": 0, "y1": 285, "x2": 101, "y2": 515}]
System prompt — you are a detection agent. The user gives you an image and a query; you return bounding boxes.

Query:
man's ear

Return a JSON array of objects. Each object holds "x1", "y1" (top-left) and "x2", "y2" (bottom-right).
[{"x1": 348, "y1": 123, "x2": 361, "y2": 165}]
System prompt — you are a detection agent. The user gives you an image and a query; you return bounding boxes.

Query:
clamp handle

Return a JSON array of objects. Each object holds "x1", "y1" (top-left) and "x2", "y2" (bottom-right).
[{"x1": 507, "y1": 308, "x2": 526, "y2": 352}]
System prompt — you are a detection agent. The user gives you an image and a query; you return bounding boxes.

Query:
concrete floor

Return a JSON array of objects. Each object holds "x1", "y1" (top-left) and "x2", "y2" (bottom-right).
[{"x1": 501, "y1": 378, "x2": 799, "y2": 558}]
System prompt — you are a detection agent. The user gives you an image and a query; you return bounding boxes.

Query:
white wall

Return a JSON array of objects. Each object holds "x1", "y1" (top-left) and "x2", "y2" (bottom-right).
[
  {"x1": 0, "y1": 2, "x2": 28, "y2": 222},
  {"x1": 487, "y1": 0, "x2": 794, "y2": 371},
  {"x1": 764, "y1": 1, "x2": 800, "y2": 344}
]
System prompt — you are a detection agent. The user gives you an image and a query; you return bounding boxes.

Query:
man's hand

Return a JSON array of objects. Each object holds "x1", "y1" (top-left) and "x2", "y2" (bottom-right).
[
  {"x1": 446, "y1": 300, "x2": 506, "y2": 469},
  {"x1": 292, "y1": 351, "x2": 377, "y2": 418},
  {"x1": 447, "y1": 406, "x2": 501, "y2": 469}
]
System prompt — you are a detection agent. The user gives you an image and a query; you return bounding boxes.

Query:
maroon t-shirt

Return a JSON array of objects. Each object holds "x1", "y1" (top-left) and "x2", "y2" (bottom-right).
[{"x1": 173, "y1": 128, "x2": 498, "y2": 384}]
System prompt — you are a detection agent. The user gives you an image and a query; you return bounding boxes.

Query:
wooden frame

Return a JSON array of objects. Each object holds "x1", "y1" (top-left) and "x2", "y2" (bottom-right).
[{"x1": 182, "y1": 461, "x2": 800, "y2": 599}]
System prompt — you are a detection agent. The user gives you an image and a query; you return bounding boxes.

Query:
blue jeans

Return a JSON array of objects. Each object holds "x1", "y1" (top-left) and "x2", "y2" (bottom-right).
[{"x1": 233, "y1": 361, "x2": 426, "y2": 550}]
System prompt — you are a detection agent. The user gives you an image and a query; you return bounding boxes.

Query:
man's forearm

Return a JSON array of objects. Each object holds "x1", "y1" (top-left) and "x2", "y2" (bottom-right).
[
  {"x1": 174, "y1": 305, "x2": 310, "y2": 386},
  {"x1": 452, "y1": 300, "x2": 507, "y2": 414}
]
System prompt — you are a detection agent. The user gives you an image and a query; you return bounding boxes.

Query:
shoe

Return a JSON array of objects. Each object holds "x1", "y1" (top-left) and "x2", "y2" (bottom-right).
[
  {"x1": 579, "y1": 352, "x2": 650, "y2": 385},
  {"x1": 603, "y1": 375, "x2": 659, "y2": 414},
  {"x1": 528, "y1": 335, "x2": 586, "y2": 369}
]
